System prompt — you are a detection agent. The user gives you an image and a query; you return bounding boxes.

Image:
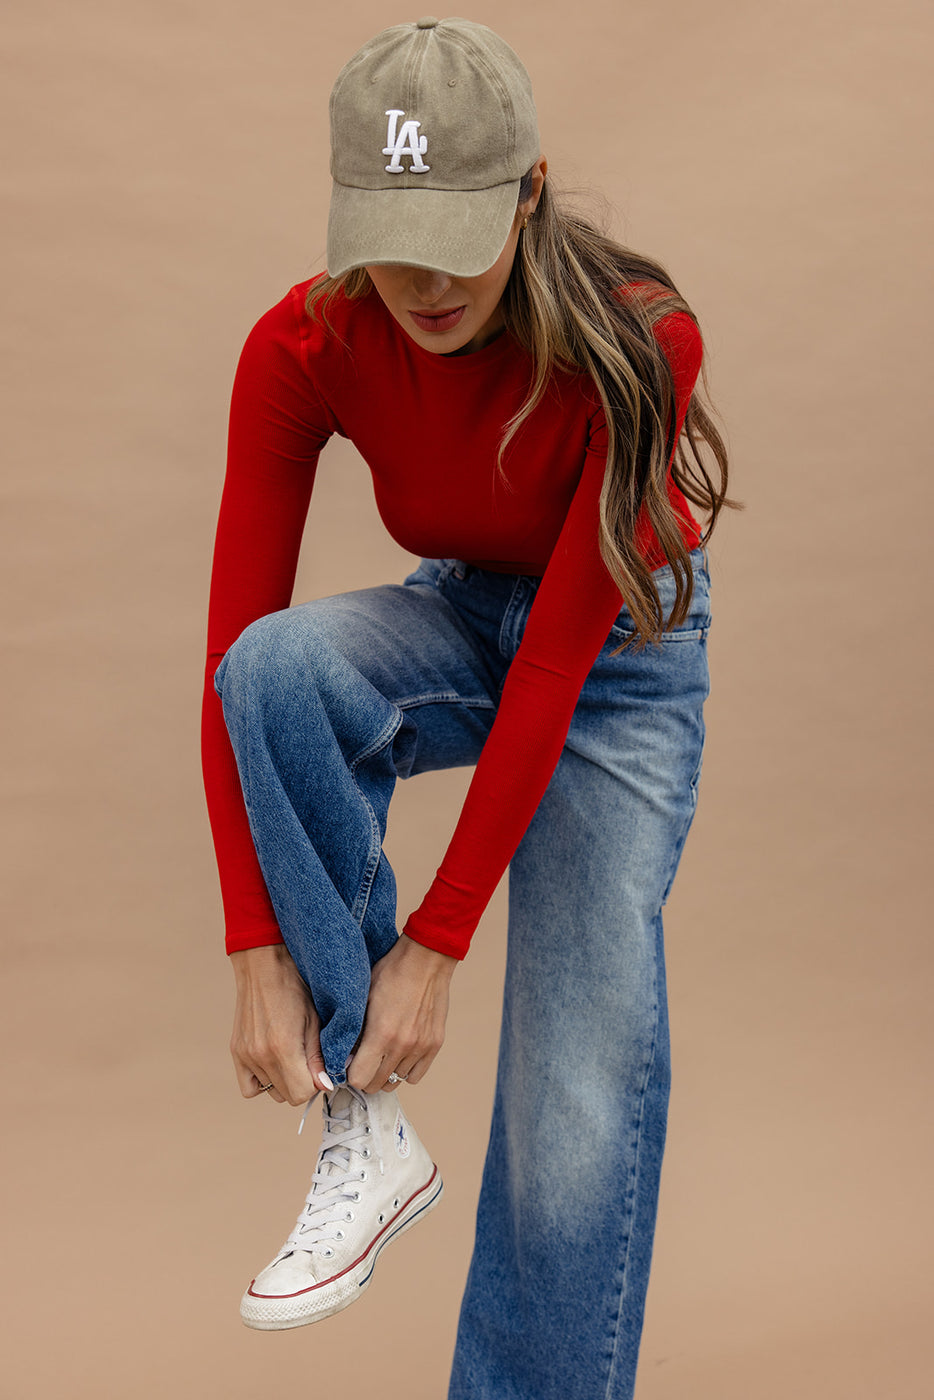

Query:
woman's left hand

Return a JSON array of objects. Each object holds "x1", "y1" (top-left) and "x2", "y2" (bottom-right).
[{"x1": 347, "y1": 933, "x2": 457, "y2": 1093}]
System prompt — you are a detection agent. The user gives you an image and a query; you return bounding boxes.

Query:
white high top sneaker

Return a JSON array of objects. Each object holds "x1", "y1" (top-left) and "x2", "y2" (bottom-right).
[{"x1": 240, "y1": 1087, "x2": 442, "y2": 1330}]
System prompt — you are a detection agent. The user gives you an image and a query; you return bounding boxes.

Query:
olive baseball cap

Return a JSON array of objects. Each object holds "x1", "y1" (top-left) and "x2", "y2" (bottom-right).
[{"x1": 326, "y1": 16, "x2": 540, "y2": 278}]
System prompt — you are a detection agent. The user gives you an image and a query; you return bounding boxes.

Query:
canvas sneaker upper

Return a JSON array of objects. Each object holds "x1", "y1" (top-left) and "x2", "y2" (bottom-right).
[{"x1": 241, "y1": 1086, "x2": 441, "y2": 1326}]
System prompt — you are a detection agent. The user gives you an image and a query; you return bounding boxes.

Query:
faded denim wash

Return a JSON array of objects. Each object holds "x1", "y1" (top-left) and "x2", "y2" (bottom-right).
[{"x1": 215, "y1": 549, "x2": 711, "y2": 1399}]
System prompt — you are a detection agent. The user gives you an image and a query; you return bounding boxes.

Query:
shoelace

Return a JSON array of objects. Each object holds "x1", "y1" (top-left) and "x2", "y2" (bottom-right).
[
  {"x1": 298, "y1": 1086, "x2": 387, "y2": 1167},
  {"x1": 278, "y1": 1089, "x2": 384, "y2": 1261}
]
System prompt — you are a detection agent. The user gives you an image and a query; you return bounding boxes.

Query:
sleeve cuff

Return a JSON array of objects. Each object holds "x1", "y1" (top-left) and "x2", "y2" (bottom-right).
[
  {"x1": 225, "y1": 924, "x2": 286, "y2": 956},
  {"x1": 401, "y1": 914, "x2": 471, "y2": 961}
]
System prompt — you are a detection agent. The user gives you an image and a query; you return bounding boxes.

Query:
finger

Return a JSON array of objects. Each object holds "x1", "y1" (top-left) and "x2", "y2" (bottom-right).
[
  {"x1": 238, "y1": 1053, "x2": 288, "y2": 1103},
  {"x1": 346, "y1": 1036, "x2": 389, "y2": 1093},
  {"x1": 274, "y1": 1049, "x2": 323, "y2": 1107},
  {"x1": 351, "y1": 1054, "x2": 406, "y2": 1095},
  {"x1": 367, "y1": 1043, "x2": 415, "y2": 1094},
  {"x1": 233, "y1": 1053, "x2": 287, "y2": 1104},
  {"x1": 399, "y1": 1050, "x2": 437, "y2": 1086},
  {"x1": 251, "y1": 1072, "x2": 287, "y2": 1105},
  {"x1": 238, "y1": 1026, "x2": 316, "y2": 1107},
  {"x1": 303, "y1": 1034, "x2": 335, "y2": 1096},
  {"x1": 233, "y1": 1050, "x2": 264, "y2": 1098},
  {"x1": 369, "y1": 1050, "x2": 417, "y2": 1095},
  {"x1": 238, "y1": 1033, "x2": 326, "y2": 1106},
  {"x1": 382, "y1": 1057, "x2": 418, "y2": 1092}
]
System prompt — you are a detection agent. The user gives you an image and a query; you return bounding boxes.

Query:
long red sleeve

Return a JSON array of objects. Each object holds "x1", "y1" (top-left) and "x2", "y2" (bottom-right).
[
  {"x1": 202, "y1": 295, "x2": 334, "y2": 946},
  {"x1": 202, "y1": 282, "x2": 702, "y2": 956}
]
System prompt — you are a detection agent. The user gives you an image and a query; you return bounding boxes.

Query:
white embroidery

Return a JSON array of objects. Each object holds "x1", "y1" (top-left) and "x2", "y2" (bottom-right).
[{"x1": 383, "y1": 109, "x2": 430, "y2": 173}]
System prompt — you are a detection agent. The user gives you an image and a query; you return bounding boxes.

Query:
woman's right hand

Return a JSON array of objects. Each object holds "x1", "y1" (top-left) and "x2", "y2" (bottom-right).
[{"x1": 229, "y1": 944, "x2": 333, "y2": 1106}]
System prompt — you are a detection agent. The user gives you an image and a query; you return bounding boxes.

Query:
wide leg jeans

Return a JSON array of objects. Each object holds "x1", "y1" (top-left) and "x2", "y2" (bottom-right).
[{"x1": 215, "y1": 550, "x2": 711, "y2": 1399}]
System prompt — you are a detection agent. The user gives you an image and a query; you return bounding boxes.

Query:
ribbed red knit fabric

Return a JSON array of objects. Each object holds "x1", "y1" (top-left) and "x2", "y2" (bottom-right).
[{"x1": 203, "y1": 280, "x2": 703, "y2": 958}]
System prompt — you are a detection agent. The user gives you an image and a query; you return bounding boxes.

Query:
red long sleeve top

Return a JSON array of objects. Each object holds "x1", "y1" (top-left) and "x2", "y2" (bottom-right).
[{"x1": 203, "y1": 278, "x2": 703, "y2": 959}]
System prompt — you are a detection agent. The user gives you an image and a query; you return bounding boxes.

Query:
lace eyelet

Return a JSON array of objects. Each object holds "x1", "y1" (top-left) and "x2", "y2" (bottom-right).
[
  {"x1": 345, "y1": 1210, "x2": 355, "y2": 1222},
  {"x1": 393, "y1": 1198, "x2": 400, "y2": 1210},
  {"x1": 362, "y1": 1148, "x2": 371, "y2": 1158},
  {"x1": 378, "y1": 1213, "x2": 385, "y2": 1223},
  {"x1": 352, "y1": 1190, "x2": 362, "y2": 1201},
  {"x1": 360, "y1": 1170, "x2": 367, "y2": 1181},
  {"x1": 324, "y1": 1248, "x2": 334, "y2": 1257},
  {"x1": 335, "y1": 1230, "x2": 345, "y2": 1241}
]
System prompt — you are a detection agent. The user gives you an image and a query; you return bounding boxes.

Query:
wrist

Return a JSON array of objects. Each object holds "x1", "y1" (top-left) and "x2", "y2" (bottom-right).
[
  {"x1": 230, "y1": 943, "x2": 296, "y2": 987},
  {"x1": 397, "y1": 933, "x2": 458, "y2": 980}
]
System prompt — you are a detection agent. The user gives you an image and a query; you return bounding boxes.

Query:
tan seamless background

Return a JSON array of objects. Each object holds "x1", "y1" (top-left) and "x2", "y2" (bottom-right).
[{"x1": 2, "y1": 1, "x2": 931, "y2": 1396}]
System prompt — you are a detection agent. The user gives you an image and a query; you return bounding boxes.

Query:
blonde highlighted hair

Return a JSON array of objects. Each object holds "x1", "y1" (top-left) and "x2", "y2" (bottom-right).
[{"x1": 307, "y1": 175, "x2": 736, "y2": 646}]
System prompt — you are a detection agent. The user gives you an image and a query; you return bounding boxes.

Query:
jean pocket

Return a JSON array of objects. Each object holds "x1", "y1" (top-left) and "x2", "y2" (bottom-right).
[
  {"x1": 607, "y1": 621, "x2": 710, "y2": 646},
  {"x1": 608, "y1": 553, "x2": 711, "y2": 644},
  {"x1": 403, "y1": 558, "x2": 444, "y2": 589}
]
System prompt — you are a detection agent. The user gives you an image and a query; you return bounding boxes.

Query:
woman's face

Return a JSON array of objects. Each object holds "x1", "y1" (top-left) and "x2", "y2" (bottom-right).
[{"x1": 365, "y1": 159, "x2": 546, "y2": 357}]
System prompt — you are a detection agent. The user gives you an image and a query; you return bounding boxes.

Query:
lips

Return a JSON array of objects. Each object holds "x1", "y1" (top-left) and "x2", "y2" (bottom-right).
[{"x1": 408, "y1": 306, "x2": 466, "y2": 334}]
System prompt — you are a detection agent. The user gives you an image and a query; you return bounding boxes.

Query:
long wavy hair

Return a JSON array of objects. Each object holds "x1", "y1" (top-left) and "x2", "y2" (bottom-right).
[{"x1": 306, "y1": 173, "x2": 736, "y2": 646}]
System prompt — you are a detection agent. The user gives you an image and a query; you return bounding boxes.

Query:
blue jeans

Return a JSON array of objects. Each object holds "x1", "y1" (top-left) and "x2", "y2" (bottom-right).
[{"x1": 215, "y1": 550, "x2": 711, "y2": 1399}]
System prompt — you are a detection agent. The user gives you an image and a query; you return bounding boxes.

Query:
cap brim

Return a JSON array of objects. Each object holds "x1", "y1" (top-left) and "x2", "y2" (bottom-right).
[{"x1": 326, "y1": 180, "x2": 520, "y2": 279}]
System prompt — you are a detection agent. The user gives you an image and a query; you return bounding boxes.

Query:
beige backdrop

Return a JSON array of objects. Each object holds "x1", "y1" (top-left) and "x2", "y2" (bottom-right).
[{"x1": 2, "y1": 1, "x2": 931, "y2": 1396}]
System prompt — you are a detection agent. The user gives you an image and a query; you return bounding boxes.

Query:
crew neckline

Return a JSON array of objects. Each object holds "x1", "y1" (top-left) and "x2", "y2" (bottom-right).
[{"x1": 383, "y1": 299, "x2": 520, "y2": 374}]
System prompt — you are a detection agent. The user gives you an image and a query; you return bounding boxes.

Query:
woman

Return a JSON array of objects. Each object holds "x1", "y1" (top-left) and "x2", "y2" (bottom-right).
[{"x1": 203, "y1": 16, "x2": 731, "y2": 1399}]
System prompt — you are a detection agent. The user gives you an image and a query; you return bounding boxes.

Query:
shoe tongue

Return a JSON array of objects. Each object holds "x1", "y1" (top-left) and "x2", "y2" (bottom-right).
[{"x1": 313, "y1": 1087, "x2": 364, "y2": 1188}]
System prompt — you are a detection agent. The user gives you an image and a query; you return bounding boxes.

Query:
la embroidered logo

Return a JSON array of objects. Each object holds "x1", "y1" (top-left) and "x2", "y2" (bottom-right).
[{"x1": 383, "y1": 109, "x2": 430, "y2": 173}]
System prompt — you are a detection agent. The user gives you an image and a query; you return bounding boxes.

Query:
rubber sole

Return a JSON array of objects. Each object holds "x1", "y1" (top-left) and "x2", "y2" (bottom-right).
[{"x1": 240, "y1": 1169, "x2": 444, "y2": 1331}]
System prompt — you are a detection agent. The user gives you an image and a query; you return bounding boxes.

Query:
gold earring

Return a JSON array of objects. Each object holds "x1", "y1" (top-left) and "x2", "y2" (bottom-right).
[{"x1": 521, "y1": 216, "x2": 529, "y2": 230}]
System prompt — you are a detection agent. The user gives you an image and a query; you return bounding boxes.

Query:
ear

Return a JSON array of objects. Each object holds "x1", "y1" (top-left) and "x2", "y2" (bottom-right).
[{"x1": 519, "y1": 156, "x2": 548, "y2": 220}]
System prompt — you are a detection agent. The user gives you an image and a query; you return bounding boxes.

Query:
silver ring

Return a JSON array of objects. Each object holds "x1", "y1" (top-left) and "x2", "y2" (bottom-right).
[
  {"x1": 258, "y1": 1082, "x2": 274, "y2": 1093},
  {"x1": 387, "y1": 1071, "x2": 407, "y2": 1085}
]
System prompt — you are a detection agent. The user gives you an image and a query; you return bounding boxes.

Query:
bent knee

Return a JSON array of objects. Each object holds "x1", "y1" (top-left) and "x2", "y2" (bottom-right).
[
  {"x1": 215, "y1": 608, "x2": 337, "y2": 705},
  {"x1": 215, "y1": 607, "x2": 397, "y2": 759}
]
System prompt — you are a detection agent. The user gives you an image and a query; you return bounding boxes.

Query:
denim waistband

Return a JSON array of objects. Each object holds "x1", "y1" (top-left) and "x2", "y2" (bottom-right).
[{"x1": 439, "y1": 545, "x2": 708, "y2": 586}]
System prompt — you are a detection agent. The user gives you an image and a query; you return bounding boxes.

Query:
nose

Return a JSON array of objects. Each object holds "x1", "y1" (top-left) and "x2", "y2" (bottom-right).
[{"x1": 410, "y1": 268, "x2": 453, "y2": 304}]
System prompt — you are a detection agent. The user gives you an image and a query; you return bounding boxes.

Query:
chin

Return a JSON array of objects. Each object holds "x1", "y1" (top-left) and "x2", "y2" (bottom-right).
[{"x1": 415, "y1": 327, "x2": 475, "y2": 354}]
